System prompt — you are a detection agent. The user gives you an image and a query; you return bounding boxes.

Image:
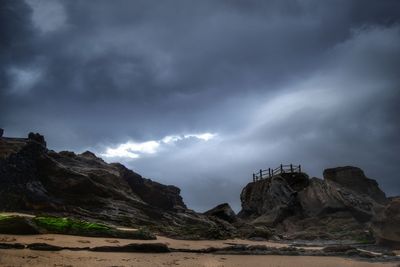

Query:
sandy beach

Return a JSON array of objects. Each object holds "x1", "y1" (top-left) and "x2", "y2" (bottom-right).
[
  {"x1": 0, "y1": 250, "x2": 398, "y2": 267},
  {"x1": 0, "y1": 233, "x2": 399, "y2": 267},
  {"x1": 0, "y1": 233, "x2": 289, "y2": 250}
]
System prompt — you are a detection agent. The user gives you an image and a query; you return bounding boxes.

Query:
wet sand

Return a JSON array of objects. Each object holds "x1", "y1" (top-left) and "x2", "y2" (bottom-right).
[{"x1": 0, "y1": 233, "x2": 289, "y2": 250}]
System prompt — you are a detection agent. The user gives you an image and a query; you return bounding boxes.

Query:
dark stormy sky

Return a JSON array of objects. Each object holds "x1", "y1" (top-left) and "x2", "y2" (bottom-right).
[{"x1": 1, "y1": 0, "x2": 400, "y2": 211}]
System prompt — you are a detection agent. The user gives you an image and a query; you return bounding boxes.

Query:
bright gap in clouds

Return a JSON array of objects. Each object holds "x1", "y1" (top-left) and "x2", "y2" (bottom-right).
[{"x1": 101, "y1": 132, "x2": 217, "y2": 159}]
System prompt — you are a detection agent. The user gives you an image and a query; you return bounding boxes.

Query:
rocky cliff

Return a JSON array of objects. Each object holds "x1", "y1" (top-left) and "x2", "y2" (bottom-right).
[
  {"x1": 238, "y1": 166, "x2": 395, "y2": 243},
  {"x1": 0, "y1": 133, "x2": 231, "y2": 239},
  {"x1": 1, "y1": 131, "x2": 399, "y2": 245}
]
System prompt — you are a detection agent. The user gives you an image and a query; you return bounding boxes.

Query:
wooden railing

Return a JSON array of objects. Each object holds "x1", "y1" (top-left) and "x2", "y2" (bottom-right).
[{"x1": 252, "y1": 164, "x2": 301, "y2": 182}]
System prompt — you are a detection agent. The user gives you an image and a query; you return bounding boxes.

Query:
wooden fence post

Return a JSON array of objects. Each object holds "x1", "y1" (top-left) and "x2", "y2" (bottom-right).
[
  {"x1": 253, "y1": 173, "x2": 255, "y2": 182},
  {"x1": 299, "y1": 165, "x2": 301, "y2": 173},
  {"x1": 290, "y1": 164, "x2": 293, "y2": 173},
  {"x1": 280, "y1": 164, "x2": 283, "y2": 174},
  {"x1": 268, "y1": 168, "x2": 271, "y2": 178},
  {"x1": 259, "y1": 169, "x2": 262, "y2": 180}
]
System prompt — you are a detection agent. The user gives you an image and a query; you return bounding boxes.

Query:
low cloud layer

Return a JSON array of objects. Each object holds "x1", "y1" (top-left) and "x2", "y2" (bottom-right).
[{"x1": 1, "y1": 0, "x2": 400, "y2": 211}]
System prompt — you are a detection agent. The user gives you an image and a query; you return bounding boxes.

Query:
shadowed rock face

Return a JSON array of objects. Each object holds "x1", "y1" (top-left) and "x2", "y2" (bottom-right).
[
  {"x1": 238, "y1": 167, "x2": 392, "y2": 241},
  {"x1": 238, "y1": 176, "x2": 301, "y2": 226},
  {"x1": 323, "y1": 166, "x2": 387, "y2": 204},
  {"x1": 298, "y1": 177, "x2": 380, "y2": 222},
  {"x1": 372, "y1": 197, "x2": 400, "y2": 248},
  {"x1": 0, "y1": 133, "x2": 231, "y2": 239}
]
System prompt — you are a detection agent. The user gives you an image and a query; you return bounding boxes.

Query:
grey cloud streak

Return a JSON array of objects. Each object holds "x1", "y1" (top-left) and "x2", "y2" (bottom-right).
[{"x1": 1, "y1": 0, "x2": 400, "y2": 211}]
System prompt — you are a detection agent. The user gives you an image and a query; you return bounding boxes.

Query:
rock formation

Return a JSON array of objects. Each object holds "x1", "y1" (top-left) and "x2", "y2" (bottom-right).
[
  {"x1": 0, "y1": 133, "x2": 232, "y2": 239},
  {"x1": 204, "y1": 203, "x2": 237, "y2": 223},
  {"x1": 238, "y1": 176, "x2": 301, "y2": 226},
  {"x1": 1, "y1": 131, "x2": 398, "y2": 244},
  {"x1": 238, "y1": 166, "x2": 392, "y2": 242},
  {"x1": 323, "y1": 166, "x2": 387, "y2": 204}
]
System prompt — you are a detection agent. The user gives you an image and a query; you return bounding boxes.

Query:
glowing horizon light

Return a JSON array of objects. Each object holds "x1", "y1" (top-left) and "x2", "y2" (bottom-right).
[
  {"x1": 101, "y1": 140, "x2": 160, "y2": 158},
  {"x1": 101, "y1": 132, "x2": 217, "y2": 159}
]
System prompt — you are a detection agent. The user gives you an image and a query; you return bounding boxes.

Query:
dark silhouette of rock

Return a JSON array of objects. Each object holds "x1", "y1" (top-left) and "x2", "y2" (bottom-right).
[
  {"x1": 90, "y1": 243, "x2": 170, "y2": 253},
  {"x1": 372, "y1": 197, "x2": 400, "y2": 248},
  {"x1": 115, "y1": 163, "x2": 187, "y2": 211},
  {"x1": 0, "y1": 132, "x2": 231, "y2": 239},
  {"x1": 28, "y1": 132, "x2": 47, "y2": 147},
  {"x1": 323, "y1": 166, "x2": 387, "y2": 204},
  {"x1": 204, "y1": 203, "x2": 237, "y2": 223},
  {"x1": 27, "y1": 243, "x2": 63, "y2": 251},
  {"x1": 0, "y1": 243, "x2": 25, "y2": 249}
]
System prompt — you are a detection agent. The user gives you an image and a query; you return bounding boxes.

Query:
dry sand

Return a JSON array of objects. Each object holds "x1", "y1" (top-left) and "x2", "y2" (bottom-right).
[{"x1": 0, "y1": 250, "x2": 398, "y2": 267}]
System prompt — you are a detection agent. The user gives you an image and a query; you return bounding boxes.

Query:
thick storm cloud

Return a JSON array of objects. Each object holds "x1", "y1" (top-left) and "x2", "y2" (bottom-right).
[{"x1": 1, "y1": 0, "x2": 400, "y2": 211}]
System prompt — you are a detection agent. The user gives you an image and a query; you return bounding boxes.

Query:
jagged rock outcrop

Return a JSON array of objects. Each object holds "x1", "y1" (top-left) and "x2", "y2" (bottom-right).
[
  {"x1": 298, "y1": 178, "x2": 379, "y2": 222},
  {"x1": 238, "y1": 175, "x2": 304, "y2": 226},
  {"x1": 0, "y1": 133, "x2": 232, "y2": 239},
  {"x1": 372, "y1": 197, "x2": 400, "y2": 248},
  {"x1": 1, "y1": 131, "x2": 398, "y2": 242},
  {"x1": 323, "y1": 166, "x2": 387, "y2": 204},
  {"x1": 239, "y1": 166, "x2": 391, "y2": 240},
  {"x1": 204, "y1": 203, "x2": 237, "y2": 223},
  {"x1": 297, "y1": 167, "x2": 387, "y2": 222},
  {"x1": 115, "y1": 163, "x2": 186, "y2": 210}
]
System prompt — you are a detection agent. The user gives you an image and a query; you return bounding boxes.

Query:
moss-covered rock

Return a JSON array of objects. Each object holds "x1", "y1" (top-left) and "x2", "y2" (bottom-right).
[
  {"x1": 0, "y1": 214, "x2": 156, "y2": 239},
  {"x1": 33, "y1": 216, "x2": 110, "y2": 235},
  {"x1": 32, "y1": 216, "x2": 156, "y2": 239}
]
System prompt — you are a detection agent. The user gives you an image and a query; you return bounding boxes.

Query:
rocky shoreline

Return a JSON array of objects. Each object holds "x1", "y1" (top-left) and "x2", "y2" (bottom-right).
[
  {"x1": 1, "y1": 131, "x2": 399, "y2": 266},
  {"x1": 0, "y1": 240, "x2": 398, "y2": 263}
]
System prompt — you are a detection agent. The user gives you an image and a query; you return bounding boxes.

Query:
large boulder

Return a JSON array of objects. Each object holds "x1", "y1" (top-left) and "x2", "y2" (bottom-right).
[
  {"x1": 372, "y1": 197, "x2": 400, "y2": 248},
  {"x1": 204, "y1": 203, "x2": 237, "y2": 223},
  {"x1": 323, "y1": 166, "x2": 386, "y2": 204}
]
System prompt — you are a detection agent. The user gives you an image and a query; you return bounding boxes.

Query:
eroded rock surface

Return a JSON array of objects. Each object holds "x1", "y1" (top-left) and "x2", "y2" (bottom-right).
[
  {"x1": 372, "y1": 197, "x2": 400, "y2": 248},
  {"x1": 0, "y1": 133, "x2": 231, "y2": 239},
  {"x1": 238, "y1": 166, "x2": 392, "y2": 242},
  {"x1": 323, "y1": 166, "x2": 387, "y2": 204},
  {"x1": 1, "y1": 131, "x2": 398, "y2": 244}
]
